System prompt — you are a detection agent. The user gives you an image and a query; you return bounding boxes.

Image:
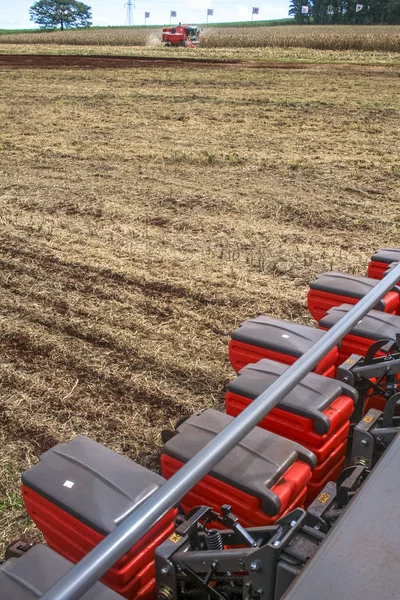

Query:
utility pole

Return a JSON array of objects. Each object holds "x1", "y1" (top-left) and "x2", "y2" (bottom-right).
[{"x1": 125, "y1": 0, "x2": 134, "y2": 26}]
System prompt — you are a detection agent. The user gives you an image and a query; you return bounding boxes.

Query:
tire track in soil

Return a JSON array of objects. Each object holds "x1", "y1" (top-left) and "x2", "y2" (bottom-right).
[
  {"x1": 1, "y1": 281, "x2": 223, "y2": 408},
  {"x1": 0, "y1": 402, "x2": 59, "y2": 455},
  {"x1": 1, "y1": 317, "x2": 210, "y2": 416},
  {"x1": 0, "y1": 234, "x2": 241, "y2": 308},
  {"x1": 1, "y1": 277, "x2": 225, "y2": 392}
]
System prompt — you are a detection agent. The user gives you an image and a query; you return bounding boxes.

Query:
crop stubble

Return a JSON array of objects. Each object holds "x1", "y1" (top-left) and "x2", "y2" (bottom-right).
[{"x1": 0, "y1": 60, "x2": 399, "y2": 549}]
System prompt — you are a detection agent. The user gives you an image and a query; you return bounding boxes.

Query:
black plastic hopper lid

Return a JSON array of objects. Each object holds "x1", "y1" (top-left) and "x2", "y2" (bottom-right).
[
  {"x1": 22, "y1": 436, "x2": 166, "y2": 536},
  {"x1": 228, "y1": 359, "x2": 357, "y2": 435},
  {"x1": 164, "y1": 408, "x2": 316, "y2": 517},
  {"x1": 0, "y1": 544, "x2": 123, "y2": 599},
  {"x1": 231, "y1": 315, "x2": 326, "y2": 357},
  {"x1": 320, "y1": 304, "x2": 400, "y2": 342}
]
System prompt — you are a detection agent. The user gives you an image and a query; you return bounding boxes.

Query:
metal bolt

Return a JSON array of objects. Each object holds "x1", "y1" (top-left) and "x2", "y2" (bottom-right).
[
  {"x1": 273, "y1": 540, "x2": 280, "y2": 547},
  {"x1": 245, "y1": 582, "x2": 251, "y2": 588},
  {"x1": 257, "y1": 589, "x2": 263, "y2": 595},
  {"x1": 361, "y1": 439, "x2": 368, "y2": 447},
  {"x1": 250, "y1": 560, "x2": 261, "y2": 572},
  {"x1": 161, "y1": 566, "x2": 169, "y2": 576},
  {"x1": 290, "y1": 520, "x2": 297, "y2": 527},
  {"x1": 343, "y1": 376, "x2": 349, "y2": 383}
]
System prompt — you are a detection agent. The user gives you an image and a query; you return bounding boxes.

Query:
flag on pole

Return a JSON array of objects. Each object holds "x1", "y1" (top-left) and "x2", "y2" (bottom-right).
[
  {"x1": 145, "y1": 12, "x2": 150, "y2": 18},
  {"x1": 207, "y1": 8, "x2": 214, "y2": 16},
  {"x1": 301, "y1": 5, "x2": 309, "y2": 14},
  {"x1": 356, "y1": 4, "x2": 363, "y2": 11},
  {"x1": 170, "y1": 10, "x2": 177, "y2": 17},
  {"x1": 252, "y1": 7, "x2": 259, "y2": 14}
]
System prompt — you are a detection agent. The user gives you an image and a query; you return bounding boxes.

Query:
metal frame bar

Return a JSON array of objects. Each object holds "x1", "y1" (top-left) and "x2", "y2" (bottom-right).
[{"x1": 42, "y1": 263, "x2": 400, "y2": 600}]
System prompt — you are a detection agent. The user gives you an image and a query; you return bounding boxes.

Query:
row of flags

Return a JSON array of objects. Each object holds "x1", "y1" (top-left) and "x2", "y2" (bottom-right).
[
  {"x1": 166, "y1": 7, "x2": 260, "y2": 18},
  {"x1": 168, "y1": 8, "x2": 260, "y2": 17},
  {"x1": 145, "y1": 4, "x2": 364, "y2": 22},
  {"x1": 301, "y1": 4, "x2": 363, "y2": 14},
  {"x1": 143, "y1": 8, "x2": 260, "y2": 22}
]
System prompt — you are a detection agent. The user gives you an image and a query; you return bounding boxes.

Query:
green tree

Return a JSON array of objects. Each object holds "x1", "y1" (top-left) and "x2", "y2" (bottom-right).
[
  {"x1": 312, "y1": 0, "x2": 330, "y2": 23},
  {"x1": 30, "y1": 0, "x2": 92, "y2": 30},
  {"x1": 329, "y1": 0, "x2": 346, "y2": 23},
  {"x1": 289, "y1": 0, "x2": 399, "y2": 23},
  {"x1": 388, "y1": 0, "x2": 400, "y2": 22},
  {"x1": 289, "y1": 0, "x2": 311, "y2": 22},
  {"x1": 369, "y1": 0, "x2": 387, "y2": 23}
]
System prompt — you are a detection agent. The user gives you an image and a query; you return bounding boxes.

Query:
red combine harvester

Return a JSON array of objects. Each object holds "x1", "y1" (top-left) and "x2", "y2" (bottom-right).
[
  {"x1": 161, "y1": 25, "x2": 200, "y2": 47},
  {"x1": 2, "y1": 248, "x2": 400, "y2": 600}
]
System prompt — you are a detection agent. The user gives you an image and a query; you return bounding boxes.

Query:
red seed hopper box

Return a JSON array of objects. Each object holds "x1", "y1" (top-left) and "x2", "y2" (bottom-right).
[
  {"x1": 229, "y1": 315, "x2": 338, "y2": 377},
  {"x1": 308, "y1": 272, "x2": 400, "y2": 322},
  {"x1": 161, "y1": 408, "x2": 316, "y2": 528},
  {"x1": 225, "y1": 359, "x2": 356, "y2": 462},
  {"x1": 225, "y1": 359, "x2": 356, "y2": 504},
  {"x1": 22, "y1": 436, "x2": 176, "y2": 600},
  {"x1": 319, "y1": 303, "x2": 400, "y2": 365},
  {"x1": 368, "y1": 248, "x2": 400, "y2": 280}
]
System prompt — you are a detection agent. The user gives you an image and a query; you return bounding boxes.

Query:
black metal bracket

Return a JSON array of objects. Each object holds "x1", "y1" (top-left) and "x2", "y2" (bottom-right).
[
  {"x1": 176, "y1": 560, "x2": 224, "y2": 600},
  {"x1": 155, "y1": 507, "x2": 311, "y2": 600},
  {"x1": 4, "y1": 539, "x2": 35, "y2": 561},
  {"x1": 336, "y1": 465, "x2": 370, "y2": 507},
  {"x1": 350, "y1": 404, "x2": 400, "y2": 469},
  {"x1": 382, "y1": 391, "x2": 400, "y2": 428}
]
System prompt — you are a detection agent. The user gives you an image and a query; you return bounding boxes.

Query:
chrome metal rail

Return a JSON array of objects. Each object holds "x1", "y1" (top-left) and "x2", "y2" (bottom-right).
[{"x1": 42, "y1": 263, "x2": 400, "y2": 600}]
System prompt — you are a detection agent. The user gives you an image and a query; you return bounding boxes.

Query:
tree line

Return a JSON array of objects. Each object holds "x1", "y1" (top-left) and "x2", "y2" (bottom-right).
[
  {"x1": 30, "y1": 0, "x2": 92, "y2": 30},
  {"x1": 289, "y1": 1, "x2": 400, "y2": 23}
]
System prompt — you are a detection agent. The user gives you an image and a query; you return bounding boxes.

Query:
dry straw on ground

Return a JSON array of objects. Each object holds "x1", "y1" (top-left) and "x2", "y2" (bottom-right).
[{"x1": 0, "y1": 55, "x2": 399, "y2": 551}]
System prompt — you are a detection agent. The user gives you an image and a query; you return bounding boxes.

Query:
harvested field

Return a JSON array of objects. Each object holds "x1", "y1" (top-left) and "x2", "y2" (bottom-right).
[
  {"x1": 1, "y1": 43, "x2": 399, "y2": 67},
  {"x1": 0, "y1": 56, "x2": 399, "y2": 551},
  {"x1": 2, "y1": 53, "x2": 399, "y2": 73}
]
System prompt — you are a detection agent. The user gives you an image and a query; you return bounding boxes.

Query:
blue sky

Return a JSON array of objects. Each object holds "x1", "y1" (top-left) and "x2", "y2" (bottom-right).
[{"x1": 0, "y1": 0, "x2": 291, "y2": 29}]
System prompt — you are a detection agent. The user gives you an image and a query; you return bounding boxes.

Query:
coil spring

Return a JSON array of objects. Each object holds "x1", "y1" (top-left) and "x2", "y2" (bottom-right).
[{"x1": 205, "y1": 528, "x2": 223, "y2": 551}]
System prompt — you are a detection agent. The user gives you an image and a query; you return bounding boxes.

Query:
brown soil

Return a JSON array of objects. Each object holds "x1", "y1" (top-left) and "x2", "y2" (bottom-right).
[
  {"x1": 0, "y1": 53, "x2": 239, "y2": 69},
  {"x1": 0, "y1": 60, "x2": 399, "y2": 552},
  {"x1": 0, "y1": 53, "x2": 398, "y2": 76}
]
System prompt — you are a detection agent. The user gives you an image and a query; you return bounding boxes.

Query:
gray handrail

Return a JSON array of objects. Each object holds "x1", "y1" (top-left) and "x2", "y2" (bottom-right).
[{"x1": 42, "y1": 263, "x2": 400, "y2": 600}]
